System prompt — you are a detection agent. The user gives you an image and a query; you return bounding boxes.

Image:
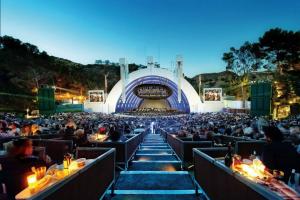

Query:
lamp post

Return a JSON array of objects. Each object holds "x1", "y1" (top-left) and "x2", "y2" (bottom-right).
[
  {"x1": 198, "y1": 75, "x2": 202, "y2": 102},
  {"x1": 26, "y1": 108, "x2": 29, "y2": 118},
  {"x1": 104, "y1": 72, "x2": 109, "y2": 102}
]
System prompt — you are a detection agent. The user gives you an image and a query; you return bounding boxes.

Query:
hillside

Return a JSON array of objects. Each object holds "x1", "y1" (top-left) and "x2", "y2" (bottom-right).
[
  {"x1": 0, "y1": 35, "x2": 249, "y2": 112},
  {"x1": 186, "y1": 71, "x2": 238, "y2": 97},
  {"x1": 0, "y1": 36, "x2": 142, "y2": 111}
]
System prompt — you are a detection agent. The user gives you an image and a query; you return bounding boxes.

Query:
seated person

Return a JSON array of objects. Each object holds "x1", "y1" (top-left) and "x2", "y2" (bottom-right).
[
  {"x1": 261, "y1": 126, "x2": 300, "y2": 183},
  {"x1": 289, "y1": 126, "x2": 300, "y2": 154},
  {"x1": 20, "y1": 124, "x2": 32, "y2": 136},
  {"x1": 0, "y1": 120, "x2": 15, "y2": 138},
  {"x1": 8, "y1": 122, "x2": 21, "y2": 136},
  {"x1": 65, "y1": 120, "x2": 77, "y2": 130},
  {"x1": 98, "y1": 126, "x2": 106, "y2": 135},
  {"x1": 1, "y1": 138, "x2": 50, "y2": 200},
  {"x1": 206, "y1": 131, "x2": 218, "y2": 143},
  {"x1": 177, "y1": 130, "x2": 187, "y2": 138},
  {"x1": 83, "y1": 124, "x2": 92, "y2": 135},
  {"x1": 107, "y1": 125, "x2": 126, "y2": 142},
  {"x1": 124, "y1": 124, "x2": 131, "y2": 134},
  {"x1": 74, "y1": 129, "x2": 89, "y2": 146},
  {"x1": 224, "y1": 127, "x2": 232, "y2": 135},
  {"x1": 63, "y1": 125, "x2": 75, "y2": 140},
  {"x1": 31, "y1": 124, "x2": 42, "y2": 135},
  {"x1": 58, "y1": 124, "x2": 66, "y2": 136},
  {"x1": 192, "y1": 133, "x2": 202, "y2": 141}
]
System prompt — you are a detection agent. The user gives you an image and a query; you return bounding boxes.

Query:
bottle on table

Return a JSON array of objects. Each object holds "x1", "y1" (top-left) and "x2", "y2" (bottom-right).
[
  {"x1": 297, "y1": 173, "x2": 300, "y2": 193},
  {"x1": 63, "y1": 153, "x2": 72, "y2": 169},
  {"x1": 288, "y1": 169, "x2": 296, "y2": 189},
  {"x1": 224, "y1": 142, "x2": 233, "y2": 167},
  {"x1": 249, "y1": 150, "x2": 257, "y2": 160}
]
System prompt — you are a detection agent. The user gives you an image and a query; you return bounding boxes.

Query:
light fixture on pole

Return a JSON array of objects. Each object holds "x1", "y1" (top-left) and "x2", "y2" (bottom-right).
[
  {"x1": 26, "y1": 108, "x2": 29, "y2": 118},
  {"x1": 104, "y1": 72, "x2": 109, "y2": 102}
]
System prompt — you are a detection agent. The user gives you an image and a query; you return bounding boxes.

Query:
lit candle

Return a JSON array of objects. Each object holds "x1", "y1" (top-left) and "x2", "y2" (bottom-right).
[
  {"x1": 27, "y1": 174, "x2": 37, "y2": 190},
  {"x1": 96, "y1": 134, "x2": 101, "y2": 140},
  {"x1": 63, "y1": 159, "x2": 68, "y2": 169}
]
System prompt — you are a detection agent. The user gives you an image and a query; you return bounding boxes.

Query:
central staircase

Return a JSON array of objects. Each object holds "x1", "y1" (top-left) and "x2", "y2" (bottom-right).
[{"x1": 109, "y1": 134, "x2": 201, "y2": 200}]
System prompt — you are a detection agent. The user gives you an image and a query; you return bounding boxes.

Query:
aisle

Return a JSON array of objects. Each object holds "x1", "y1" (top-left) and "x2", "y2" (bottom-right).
[{"x1": 109, "y1": 134, "x2": 201, "y2": 200}]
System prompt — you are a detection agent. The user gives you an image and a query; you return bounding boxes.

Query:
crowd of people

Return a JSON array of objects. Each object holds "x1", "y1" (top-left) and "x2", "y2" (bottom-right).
[
  {"x1": 0, "y1": 112, "x2": 146, "y2": 199},
  {"x1": 0, "y1": 111, "x2": 300, "y2": 194},
  {"x1": 157, "y1": 113, "x2": 299, "y2": 145},
  {"x1": 0, "y1": 112, "x2": 146, "y2": 144},
  {"x1": 1, "y1": 138, "x2": 51, "y2": 199},
  {"x1": 1, "y1": 112, "x2": 300, "y2": 150},
  {"x1": 155, "y1": 112, "x2": 300, "y2": 184}
]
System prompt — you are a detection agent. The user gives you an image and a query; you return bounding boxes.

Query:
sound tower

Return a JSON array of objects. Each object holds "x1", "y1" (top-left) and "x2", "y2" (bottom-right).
[
  {"x1": 250, "y1": 82, "x2": 272, "y2": 117},
  {"x1": 38, "y1": 86, "x2": 55, "y2": 114}
]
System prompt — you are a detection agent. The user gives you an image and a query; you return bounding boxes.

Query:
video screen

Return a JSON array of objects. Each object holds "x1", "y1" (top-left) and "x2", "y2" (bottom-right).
[
  {"x1": 89, "y1": 91, "x2": 104, "y2": 102},
  {"x1": 134, "y1": 84, "x2": 172, "y2": 99},
  {"x1": 204, "y1": 88, "x2": 222, "y2": 101}
]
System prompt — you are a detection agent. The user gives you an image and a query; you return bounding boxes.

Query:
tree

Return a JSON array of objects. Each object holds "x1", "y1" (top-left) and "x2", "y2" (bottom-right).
[
  {"x1": 95, "y1": 59, "x2": 103, "y2": 64},
  {"x1": 1, "y1": 36, "x2": 22, "y2": 50},
  {"x1": 259, "y1": 28, "x2": 300, "y2": 73},
  {"x1": 40, "y1": 51, "x2": 49, "y2": 60},
  {"x1": 223, "y1": 42, "x2": 266, "y2": 106},
  {"x1": 104, "y1": 60, "x2": 110, "y2": 65},
  {"x1": 222, "y1": 28, "x2": 300, "y2": 114},
  {"x1": 23, "y1": 43, "x2": 40, "y2": 55}
]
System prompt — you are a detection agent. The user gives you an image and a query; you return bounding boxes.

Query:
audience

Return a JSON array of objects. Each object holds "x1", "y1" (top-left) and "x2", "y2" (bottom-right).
[
  {"x1": 0, "y1": 111, "x2": 299, "y2": 198},
  {"x1": 1, "y1": 138, "x2": 48, "y2": 199},
  {"x1": 1, "y1": 112, "x2": 299, "y2": 145},
  {"x1": 261, "y1": 126, "x2": 300, "y2": 182}
]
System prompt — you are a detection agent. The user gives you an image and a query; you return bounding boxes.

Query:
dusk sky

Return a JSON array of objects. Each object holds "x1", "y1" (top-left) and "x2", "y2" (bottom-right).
[{"x1": 1, "y1": 0, "x2": 300, "y2": 77}]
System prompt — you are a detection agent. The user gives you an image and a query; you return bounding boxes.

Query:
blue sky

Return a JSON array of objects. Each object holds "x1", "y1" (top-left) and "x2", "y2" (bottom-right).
[{"x1": 1, "y1": 0, "x2": 300, "y2": 77}]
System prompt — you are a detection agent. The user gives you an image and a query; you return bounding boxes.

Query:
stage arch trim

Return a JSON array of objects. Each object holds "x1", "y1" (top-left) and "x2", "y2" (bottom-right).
[
  {"x1": 115, "y1": 75, "x2": 190, "y2": 113},
  {"x1": 105, "y1": 68, "x2": 203, "y2": 113}
]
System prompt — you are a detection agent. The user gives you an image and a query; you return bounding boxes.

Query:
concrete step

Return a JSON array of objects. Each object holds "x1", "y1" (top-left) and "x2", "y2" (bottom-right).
[
  {"x1": 145, "y1": 134, "x2": 162, "y2": 137},
  {"x1": 143, "y1": 140, "x2": 164, "y2": 143},
  {"x1": 136, "y1": 149, "x2": 173, "y2": 155},
  {"x1": 141, "y1": 143, "x2": 168, "y2": 146},
  {"x1": 105, "y1": 134, "x2": 203, "y2": 200},
  {"x1": 129, "y1": 161, "x2": 182, "y2": 171},
  {"x1": 140, "y1": 146, "x2": 171, "y2": 150},
  {"x1": 109, "y1": 194, "x2": 201, "y2": 200},
  {"x1": 144, "y1": 136, "x2": 163, "y2": 139},
  {"x1": 115, "y1": 172, "x2": 194, "y2": 190},
  {"x1": 135, "y1": 154, "x2": 178, "y2": 161}
]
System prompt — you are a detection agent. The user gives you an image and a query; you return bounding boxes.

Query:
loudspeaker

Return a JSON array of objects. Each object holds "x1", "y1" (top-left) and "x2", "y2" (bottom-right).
[
  {"x1": 38, "y1": 87, "x2": 55, "y2": 112},
  {"x1": 290, "y1": 103, "x2": 300, "y2": 115},
  {"x1": 250, "y1": 82, "x2": 272, "y2": 117}
]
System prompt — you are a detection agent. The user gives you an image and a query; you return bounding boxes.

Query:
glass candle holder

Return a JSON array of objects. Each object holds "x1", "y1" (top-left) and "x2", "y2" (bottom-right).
[{"x1": 27, "y1": 174, "x2": 37, "y2": 192}]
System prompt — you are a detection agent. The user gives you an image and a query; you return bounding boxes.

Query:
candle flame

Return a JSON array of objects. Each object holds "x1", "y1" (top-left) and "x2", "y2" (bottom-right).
[
  {"x1": 232, "y1": 158, "x2": 269, "y2": 180},
  {"x1": 27, "y1": 174, "x2": 37, "y2": 187}
]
